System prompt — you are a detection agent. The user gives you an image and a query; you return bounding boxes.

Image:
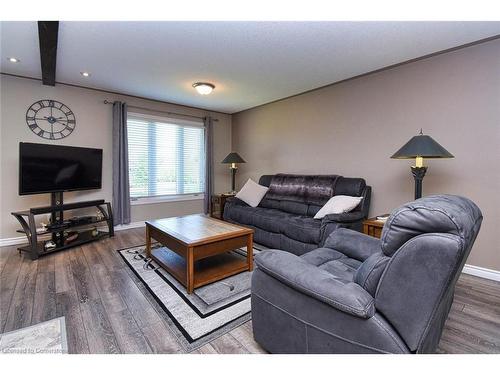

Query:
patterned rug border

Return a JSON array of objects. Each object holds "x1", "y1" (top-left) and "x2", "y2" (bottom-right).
[{"x1": 116, "y1": 244, "x2": 254, "y2": 351}]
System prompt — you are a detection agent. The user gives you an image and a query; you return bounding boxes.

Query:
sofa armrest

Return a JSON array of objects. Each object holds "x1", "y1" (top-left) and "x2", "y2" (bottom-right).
[
  {"x1": 322, "y1": 211, "x2": 365, "y2": 223},
  {"x1": 254, "y1": 250, "x2": 375, "y2": 318},
  {"x1": 225, "y1": 197, "x2": 249, "y2": 207},
  {"x1": 324, "y1": 228, "x2": 381, "y2": 261}
]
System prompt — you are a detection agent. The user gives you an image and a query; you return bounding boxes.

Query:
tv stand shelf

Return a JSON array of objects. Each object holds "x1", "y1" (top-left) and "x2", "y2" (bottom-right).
[{"x1": 11, "y1": 194, "x2": 114, "y2": 260}]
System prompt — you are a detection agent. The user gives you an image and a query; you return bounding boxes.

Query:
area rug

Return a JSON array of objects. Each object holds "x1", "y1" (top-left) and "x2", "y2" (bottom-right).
[
  {"x1": 118, "y1": 243, "x2": 264, "y2": 352},
  {"x1": 0, "y1": 317, "x2": 68, "y2": 354}
]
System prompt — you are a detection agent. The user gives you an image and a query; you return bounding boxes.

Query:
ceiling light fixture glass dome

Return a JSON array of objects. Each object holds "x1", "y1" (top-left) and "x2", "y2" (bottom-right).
[{"x1": 192, "y1": 82, "x2": 215, "y2": 95}]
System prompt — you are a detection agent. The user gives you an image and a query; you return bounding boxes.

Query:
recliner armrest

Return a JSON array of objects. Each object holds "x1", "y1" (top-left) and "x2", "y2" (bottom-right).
[
  {"x1": 324, "y1": 227, "x2": 381, "y2": 261},
  {"x1": 322, "y1": 211, "x2": 365, "y2": 223},
  {"x1": 254, "y1": 250, "x2": 375, "y2": 318}
]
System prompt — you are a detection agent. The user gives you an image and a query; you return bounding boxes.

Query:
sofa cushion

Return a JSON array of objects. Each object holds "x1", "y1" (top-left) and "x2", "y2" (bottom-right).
[
  {"x1": 258, "y1": 198, "x2": 280, "y2": 210},
  {"x1": 281, "y1": 216, "x2": 322, "y2": 244},
  {"x1": 251, "y1": 207, "x2": 293, "y2": 234},
  {"x1": 224, "y1": 205, "x2": 253, "y2": 226},
  {"x1": 301, "y1": 247, "x2": 361, "y2": 282},
  {"x1": 265, "y1": 174, "x2": 339, "y2": 206},
  {"x1": 301, "y1": 247, "x2": 345, "y2": 265},
  {"x1": 279, "y1": 200, "x2": 309, "y2": 216}
]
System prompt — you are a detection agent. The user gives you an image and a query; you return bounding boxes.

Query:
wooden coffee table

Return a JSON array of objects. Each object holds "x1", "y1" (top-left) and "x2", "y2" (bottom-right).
[{"x1": 145, "y1": 214, "x2": 254, "y2": 294}]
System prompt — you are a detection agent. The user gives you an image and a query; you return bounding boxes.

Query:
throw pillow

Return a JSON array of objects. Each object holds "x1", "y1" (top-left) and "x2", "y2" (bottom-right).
[
  {"x1": 236, "y1": 179, "x2": 269, "y2": 207},
  {"x1": 314, "y1": 195, "x2": 363, "y2": 219}
]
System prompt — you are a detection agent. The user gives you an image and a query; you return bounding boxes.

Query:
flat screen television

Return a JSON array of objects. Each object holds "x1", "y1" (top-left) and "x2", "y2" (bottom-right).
[{"x1": 19, "y1": 142, "x2": 103, "y2": 195}]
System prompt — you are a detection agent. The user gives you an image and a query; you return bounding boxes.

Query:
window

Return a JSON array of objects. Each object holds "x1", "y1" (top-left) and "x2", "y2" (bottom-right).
[{"x1": 127, "y1": 113, "x2": 205, "y2": 202}]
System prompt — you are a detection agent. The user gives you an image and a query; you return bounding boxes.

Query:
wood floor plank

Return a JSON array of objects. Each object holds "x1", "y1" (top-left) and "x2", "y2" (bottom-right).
[
  {"x1": 106, "y1": 308, "x2": 152, "y2": 354},
  {"x1": 111, "y1": 268, "x2": 164, "y2": 329},
  {"x1": 193, "y1": 343, "x2": 218, "y2": 354},
  {"x1": 140, "y1": 321, "x2": 182, "y2": 354},
  {"x1": 68, "y1": 246, "x2": 100, "y2": 303},
  {"x1": 54, "y1": 250, "x2": 73, "y2": 293},
  {"x1": 445, "y1": 311, "x2": 500, "y2": 349},
  {"x1": 0, "y1": 248, "x2": 25, "y2": 333},
  {"x1": 79, "y1": 298, "x2": 120, "y2": 354},
  {"x1": 229, "y1": 321, "x2": 267, "y2": 354},
  {"x1": 56, "y1": 291, "x2": 90, "y2": 354},
  {"x1": 209, "y1": 333, "x2": 250, "y2": 354},
  {"x1": 81, "y1": 244, "x2": 129, "y2": 314},
  {"x1": 463, "y1": 305, "x2": 500, "y2": 325},
  {"x1": 94, "y1": 237, "x2": 126, "y2": 271},
  {"x1": 37, "y1": 251, "x2": 55, "y2": 274},
  {"x1": 0, "y1": 246, "x2": 14, "y2": 276},
  {"x1": 459, "y1": 274, "x2": 500, "y2": 290},
  {"x1": 2, "y1": 255, "x2": 38, "y2": 332},
  {"x1": 54, "y1": 246, "x2": 90, "y2": 354},
  {"x1": 32, "y1": 269, "x2": 57, "y2": 325}
]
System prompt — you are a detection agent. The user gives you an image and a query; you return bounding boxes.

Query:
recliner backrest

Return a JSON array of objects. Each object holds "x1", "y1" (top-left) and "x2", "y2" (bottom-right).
[
  {"x1": 374, "y1": 195, "x2": 482, "y2": 352},
  {"x1": 258, "y1": 174, "x2": 369, "y2": 217}
]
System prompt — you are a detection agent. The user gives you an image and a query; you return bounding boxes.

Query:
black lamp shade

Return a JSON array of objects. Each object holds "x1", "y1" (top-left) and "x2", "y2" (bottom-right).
[
  {"x1": 222, "y1": 152, "x2": 246, "y2": 164},
  {"x1": 391, "y1": 134, "x2": 454, "y2": 159}
]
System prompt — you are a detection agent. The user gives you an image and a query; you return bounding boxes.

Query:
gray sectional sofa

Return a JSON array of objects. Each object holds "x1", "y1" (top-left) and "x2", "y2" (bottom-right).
[
  {"x1": 251, "y1": 195, "x2": 483, "y2": 353},
  {"x1": 223, "y1": 174, "x2": 371, "y2": 255}
]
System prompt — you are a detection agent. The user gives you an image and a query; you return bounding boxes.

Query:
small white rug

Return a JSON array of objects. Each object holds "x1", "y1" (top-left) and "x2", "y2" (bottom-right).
[
  {"x1": 0, "y1": 317, "x2": 68, "y2": 354},
  {"x1": 118, "y1": 244, "x2": 264, "y2": 351}
]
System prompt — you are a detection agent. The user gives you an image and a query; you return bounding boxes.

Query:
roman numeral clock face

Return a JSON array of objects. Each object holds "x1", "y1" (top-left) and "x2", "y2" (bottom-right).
[{"x1": 26, "y1": 100, "x2": 76, "y2": 140}]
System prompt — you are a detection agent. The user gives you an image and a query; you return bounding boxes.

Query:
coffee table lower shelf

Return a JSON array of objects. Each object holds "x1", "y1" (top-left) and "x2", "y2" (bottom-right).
[{"x1": 151, "y1": 247, "x2": 249, "y2": 291}]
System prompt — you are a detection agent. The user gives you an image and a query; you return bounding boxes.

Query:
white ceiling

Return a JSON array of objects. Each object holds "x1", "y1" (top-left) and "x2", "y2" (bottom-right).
[{"x1": 1, "y1": 21, "x2": 499, "y2": 113}]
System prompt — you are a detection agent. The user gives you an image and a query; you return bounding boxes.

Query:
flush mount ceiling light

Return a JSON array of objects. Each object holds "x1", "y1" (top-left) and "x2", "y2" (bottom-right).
[
  {"x1": 80, "y1": 71, "x2": 91, "y2": 77},
  {"x1": 8, "y1": 57, "x2": 20, "y2": 63},
  {"x1": 192, "y1": 82, "x2": 215, "y2": 95}
]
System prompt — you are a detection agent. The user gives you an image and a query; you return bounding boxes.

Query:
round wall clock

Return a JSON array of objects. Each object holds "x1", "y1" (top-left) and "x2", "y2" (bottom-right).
[{"x1": 25, "y1": 100, "x2": 76, "y2": 140}]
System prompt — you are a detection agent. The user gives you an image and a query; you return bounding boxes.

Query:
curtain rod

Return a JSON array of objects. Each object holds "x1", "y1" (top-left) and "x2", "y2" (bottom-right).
[{"x1": 103, "y1": 100, "x2": 218, "y2": 122}]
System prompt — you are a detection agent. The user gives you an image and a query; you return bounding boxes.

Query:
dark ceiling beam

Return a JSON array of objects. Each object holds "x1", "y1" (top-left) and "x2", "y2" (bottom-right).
[{"x1": 38, "y1": 21, "x2": 59, "y2": 86}]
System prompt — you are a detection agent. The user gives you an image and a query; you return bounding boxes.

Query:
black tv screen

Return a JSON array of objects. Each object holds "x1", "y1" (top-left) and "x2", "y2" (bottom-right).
[{"x1": 19, "y1": 142, "x2": 103, "y2": 195}]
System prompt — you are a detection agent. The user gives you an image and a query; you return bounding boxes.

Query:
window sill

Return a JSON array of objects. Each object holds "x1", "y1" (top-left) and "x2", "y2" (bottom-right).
[{"x1": 130, "y1": 194, "x2": 204, "y2": 206}]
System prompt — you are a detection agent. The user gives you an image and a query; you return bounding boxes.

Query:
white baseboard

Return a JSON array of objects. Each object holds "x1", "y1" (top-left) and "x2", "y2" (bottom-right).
[
  {"x1": 1, "y1": 225, "x2": 499, "y2": 283},
  {"x1": 0, "y1": 221, "x2": 146, "y2": 247},
  {"x1": 462, "y1": 264, "x2": 500, "y2": 282}
]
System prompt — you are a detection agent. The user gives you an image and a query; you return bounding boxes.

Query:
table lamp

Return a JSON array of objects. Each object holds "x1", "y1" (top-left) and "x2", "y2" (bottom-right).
[
  {"x1": 222, "y1": 152, "x2": 246, "y2": 193},
  {"x1": 391, "y1": 129, "x2": 454, "y2": 199}
]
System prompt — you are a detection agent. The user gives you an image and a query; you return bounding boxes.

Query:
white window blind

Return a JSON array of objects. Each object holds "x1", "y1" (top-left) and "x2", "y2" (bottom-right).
[{"x1": 127, "y1": 113, "x2": 205, "y2": 199}]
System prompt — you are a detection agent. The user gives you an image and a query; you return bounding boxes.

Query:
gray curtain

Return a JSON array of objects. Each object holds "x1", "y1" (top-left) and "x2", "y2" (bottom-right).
[
  {"x1": 204, "y1": 116, "x2": 214, "y2": 214},
  {"x1": 112, "y1": 101, "x2": 131, "y2": 225}
]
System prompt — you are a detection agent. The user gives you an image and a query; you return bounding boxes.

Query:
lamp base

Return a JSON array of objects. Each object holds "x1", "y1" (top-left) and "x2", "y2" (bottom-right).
[
  {"x1": 411, "y1": 166, "x2": 427, "y2": 200},
  {"x1": 230, "y1": 167, "x2": 237, "y2": 192}
]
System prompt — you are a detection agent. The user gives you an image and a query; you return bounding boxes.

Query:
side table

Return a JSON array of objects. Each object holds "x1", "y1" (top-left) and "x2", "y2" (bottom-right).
[
  {"x1": 362, "y1": 216, "x2": 389, "y2": 239},
  {"x1": 210, "y1": 193, "x2": 236, "y2": 220}
]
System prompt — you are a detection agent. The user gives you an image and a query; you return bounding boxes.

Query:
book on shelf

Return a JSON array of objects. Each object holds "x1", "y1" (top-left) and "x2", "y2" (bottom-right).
[{"x1": 376, "y1": 214, "x2": 390, "y2": 222}]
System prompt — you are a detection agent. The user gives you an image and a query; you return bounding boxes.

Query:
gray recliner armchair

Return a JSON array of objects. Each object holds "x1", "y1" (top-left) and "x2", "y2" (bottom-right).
[{"x1": 251, "y1": 195, "x2": 482, "y2": 353}]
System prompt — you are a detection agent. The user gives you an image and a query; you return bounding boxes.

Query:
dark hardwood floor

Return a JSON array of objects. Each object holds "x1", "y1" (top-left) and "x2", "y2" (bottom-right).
[{"x1": 1, "y1": 227, "x2": 499, "y2": 354}]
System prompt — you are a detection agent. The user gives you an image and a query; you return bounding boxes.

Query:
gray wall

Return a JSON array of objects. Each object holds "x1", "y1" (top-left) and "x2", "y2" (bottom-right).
[
  {"x1": 232, "y1": 39, "x2": 500, "y2": 271},
  {"x1": 0, "y1": 75, "x2": 232, "y2": 239}
]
